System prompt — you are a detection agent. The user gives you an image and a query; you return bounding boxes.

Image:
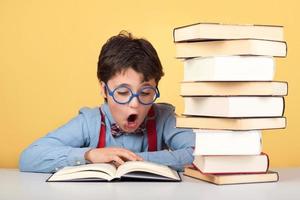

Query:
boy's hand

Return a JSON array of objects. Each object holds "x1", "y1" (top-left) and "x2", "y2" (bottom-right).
[{"x1": 84, "y1": 147, "x2": 143, "y2": 167}]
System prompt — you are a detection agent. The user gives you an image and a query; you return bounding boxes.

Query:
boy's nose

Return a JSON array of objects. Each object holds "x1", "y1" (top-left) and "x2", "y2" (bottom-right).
[{"x1": 128, "y1": 96, "x2": 140, "y2": 108}]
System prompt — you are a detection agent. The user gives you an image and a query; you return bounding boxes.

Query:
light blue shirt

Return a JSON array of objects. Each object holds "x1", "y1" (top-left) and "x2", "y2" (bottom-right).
[{"x1": 19, "y1": 103, "x2": 195, "y2": 172}]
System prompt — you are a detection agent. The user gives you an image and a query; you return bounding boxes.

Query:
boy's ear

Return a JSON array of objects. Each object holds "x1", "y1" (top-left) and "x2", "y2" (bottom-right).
[{"x1": 100, "y1": 81, "x2": 107, "y2": 98}]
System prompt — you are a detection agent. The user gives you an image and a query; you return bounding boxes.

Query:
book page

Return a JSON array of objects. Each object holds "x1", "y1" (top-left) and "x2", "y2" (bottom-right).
[
  {"x1": 115, "y1": 161, "x2": 180, "y2": 180},
  {"x1": 48, "y1": 163, "x2": 117, "y2": 181},
  {"x1": 48, "y1": 170, "x2": 114, "y2": 181}
]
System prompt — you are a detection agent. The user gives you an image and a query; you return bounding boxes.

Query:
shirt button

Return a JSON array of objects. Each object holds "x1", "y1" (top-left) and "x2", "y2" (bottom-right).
[{"x1": 76, "y1": 161, "x2": 81, "y2": 165}]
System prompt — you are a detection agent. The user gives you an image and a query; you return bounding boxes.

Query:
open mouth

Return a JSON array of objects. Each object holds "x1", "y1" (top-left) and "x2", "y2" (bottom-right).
[{"x1": 127, "y1": 114, "x2": 138, "y2": 123}]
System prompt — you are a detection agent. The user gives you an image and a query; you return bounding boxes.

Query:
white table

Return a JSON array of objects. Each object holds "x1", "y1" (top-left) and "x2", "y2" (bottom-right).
[{"x1": 0, "y1": 168, "x2": 300, "y2": 200}]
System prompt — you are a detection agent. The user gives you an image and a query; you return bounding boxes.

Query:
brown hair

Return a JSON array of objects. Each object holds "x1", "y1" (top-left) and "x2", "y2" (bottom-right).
[{"x1": 97, "y1": 31, "x2": 164, "y2": 84}]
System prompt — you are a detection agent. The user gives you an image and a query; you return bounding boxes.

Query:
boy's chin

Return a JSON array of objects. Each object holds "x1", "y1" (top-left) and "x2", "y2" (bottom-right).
[{"x1": 123, "y1": 121, "x2": 139, "y2": 132}]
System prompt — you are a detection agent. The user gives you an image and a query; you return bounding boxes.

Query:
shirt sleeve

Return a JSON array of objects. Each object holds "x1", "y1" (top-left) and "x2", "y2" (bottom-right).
[
  {"x1": 19, "y1": 112, "x2": 92, "y2": 173},
  {"x1": 137, "y1": 105, "x2": 195, "y2": 171}
]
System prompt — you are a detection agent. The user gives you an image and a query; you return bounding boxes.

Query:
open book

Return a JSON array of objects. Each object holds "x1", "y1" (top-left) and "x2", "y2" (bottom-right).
[{"x1": 47, "y1": 161, "x2": 181, "y2": 182}]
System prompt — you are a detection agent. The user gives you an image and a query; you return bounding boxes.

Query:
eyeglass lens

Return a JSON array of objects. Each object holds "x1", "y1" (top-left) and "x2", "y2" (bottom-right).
[{"x1": 113, "y1": 86, "x2": 158, "y2": 104}]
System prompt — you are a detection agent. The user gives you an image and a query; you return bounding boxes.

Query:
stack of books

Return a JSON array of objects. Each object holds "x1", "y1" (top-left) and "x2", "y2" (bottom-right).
[{"x1": 173, "y1": 23, "x2": 288, "y2": 185}]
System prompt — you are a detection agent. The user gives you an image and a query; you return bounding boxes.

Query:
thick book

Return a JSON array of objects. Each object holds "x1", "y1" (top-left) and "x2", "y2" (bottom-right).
[
  {"x1": 184, "y1": 167, "x2": 279, "y2": 185},
  {"x1": 194, "y1": 130, "x2": 262, "y2": 155},
  {"x1": 175, "y1": 39, "x2": 287, "y2": 58},
  {"x1": 192, "y1": 154, "x2": 269, "y2": 174},
  {"x1": 183, "y1": 96, "x2": 285, "y2": 117},
  {"x1": 183, "y1": 56, "x2": 275, "y2": 81},
  {"x1": 173, "y1": 23, "x2": 284, "y2": 42},
  {"x1": 176, "y1": 116, "x2": 286, "y2": 130},
  {"x1": 47, "y1": 161, "x2": 181, "y2": 182},
  {"x1": 180, "y1": 81, "x2": 288, "y2": 96}
]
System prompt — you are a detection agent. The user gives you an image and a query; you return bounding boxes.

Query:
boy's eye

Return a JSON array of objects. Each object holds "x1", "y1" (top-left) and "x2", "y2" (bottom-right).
[
  {"x1": 140, "y1": 91, "x2": 151, "y2": 96},
  {"x1": 117, "y1": 91, "x2": 130, "y2": 96}
]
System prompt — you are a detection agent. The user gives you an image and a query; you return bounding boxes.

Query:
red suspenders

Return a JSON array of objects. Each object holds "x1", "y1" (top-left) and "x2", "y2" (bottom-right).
[
  {"x1": 145, "y1": 107, "x2": 157, "y2": 151},
  {"x1": 97, "y1": 109, "x2": 106, "y2": 149},
  {"x1": 97, "y1": 107, "x2": 157, "y2": 151}
]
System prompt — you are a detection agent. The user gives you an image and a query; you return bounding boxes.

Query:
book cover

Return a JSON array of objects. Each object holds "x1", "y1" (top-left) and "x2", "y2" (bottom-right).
[
  {"x1": 194, "y1": 130, "x2": 262, "y2": 155},
  {"x1": 192, "y1": 154, "x2": 269, "y2": 174},
  {"x1": 183, "y1": 56, "x2": 275, "y2": 81},
  {"x1": 173, "y1": 23, "x2": 284, "y2": 42},
  {"x1": 175, "y1": 39, "x2": 287, "y2": 58},
  {"x1": 183, "y1": 96, "x2": 285, "y2": 118},
  {"x1": 176, "y1": 116, "x2": 286, "y2": 130},
  {"x1": 180, "y1": 81, "x2": 288, "y2": 96},
  {"x1": 184, "y1": 167, "x2": 279, "y2": 185}
]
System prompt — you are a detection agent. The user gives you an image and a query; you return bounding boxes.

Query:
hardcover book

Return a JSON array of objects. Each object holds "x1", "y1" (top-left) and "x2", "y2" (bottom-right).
[
  {"x1": 183, "y1": 96, "x2": 285, "y2": 117},
  {"x1": 183, "y1": 56, "x2": 275, "y2": 81},
  {"x1": 47, "y1": 161, "x2": 181, "y2": 182},
  {"x1": 176, "y1": 116, "x2": 286, "y2": 130},
  {"x1": 184, "y1": 167, "x2": 279, "y2": 185},
  {"x1": 173, "y1": 23, "x2": 284, "y2": 42},
  {"x1": 192, "y1": 154, "x2": 269, "y2": 174},
  {"x1": 175, "y1": 39, "x2": 287, "y2": 58},
  {"x1": 180, "y1": 81, "x2": 288, "y2": 96},
  {"x1": 194, "y1": 130, "x2": 262, "y2": 155}
]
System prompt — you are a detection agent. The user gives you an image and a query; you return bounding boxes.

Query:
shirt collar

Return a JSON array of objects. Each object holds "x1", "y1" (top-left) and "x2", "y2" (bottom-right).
[{"x1": 100, "y1": 103, "x2": 116, "y2": 126}]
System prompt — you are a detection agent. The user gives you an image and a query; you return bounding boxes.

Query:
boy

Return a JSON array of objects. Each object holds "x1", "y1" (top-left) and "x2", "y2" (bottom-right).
[{"x1": 19, "y1": 31, "x2": 195, "y2": 173}]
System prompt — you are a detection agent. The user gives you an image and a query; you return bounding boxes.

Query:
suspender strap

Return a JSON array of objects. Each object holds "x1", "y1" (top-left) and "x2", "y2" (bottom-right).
[
  {"x1": 146, "y1": 107, "x2": 157, "y2": 152},
  {"x1": 97, "y1": 109, "x2": 106, "y2": 148}
]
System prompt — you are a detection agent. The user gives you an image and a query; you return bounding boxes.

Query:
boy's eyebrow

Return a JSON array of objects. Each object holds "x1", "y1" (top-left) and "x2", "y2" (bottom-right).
[
  {"x1": 140, "y1": 82, "x2": 153, "y2": 87},
  {"x1": 116, "y1": 82, "x2": 154, "y2": 88},
  {"x1": 117, "y1": 83, "x2": 130, "y2": 87}
]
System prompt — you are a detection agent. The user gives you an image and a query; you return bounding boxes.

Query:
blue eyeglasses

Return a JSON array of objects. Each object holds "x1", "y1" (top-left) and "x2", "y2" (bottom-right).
[{"x1": 105, "y1": 84, "x2": 160, "y2": 105}]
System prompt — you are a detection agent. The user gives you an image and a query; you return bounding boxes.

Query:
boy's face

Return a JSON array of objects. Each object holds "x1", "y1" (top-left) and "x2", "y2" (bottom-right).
[{"x1": 100, "y1": 68, "x2": 157, "y2": 133}]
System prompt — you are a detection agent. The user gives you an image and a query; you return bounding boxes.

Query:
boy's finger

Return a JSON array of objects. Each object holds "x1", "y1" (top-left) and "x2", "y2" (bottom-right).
[
  {"x1": 136, "y1": 155, "x2": 144, "y2": 161},
  {"x1": 112, "y1": 148, "x2": 142, "y2": 161},
  {"x1": 123, "y1": 149, "x2": 143, "y2": 161},
  {"x1": 116, "y1": 150, "x2": 139, "y2": 161},
  {"x1": 121, "y1": 148, "x2": 138, "y2": 158},
  {"x1": 112, "y1": 156, "x2": 125, "y2": 166}
]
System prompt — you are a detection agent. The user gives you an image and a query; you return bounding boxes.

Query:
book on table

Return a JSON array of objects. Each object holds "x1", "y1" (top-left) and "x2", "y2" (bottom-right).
[
  {"x1": 180, "y1": 81, "x2": 288, "y2": 96},
  {"x1": 192, "y1": 153, "x2": 269, "y2": 174},
  {"x1": 176, "y1": 116, "x2": 286, "y2": 130},
  {"x1": 175, "y1": 39, "x2": 287, "y2": 58},
  {"x1": 183, "y1": 96, "x2": 284, "y2": 118},
  {"x1": 183, "y1": 56, "x2": 275, "y2": 81},
  {"x1": 47, "y1": 161, "x2": 181, "y2": 182},
  {"x1": 184, "y1": 167, "x2": 279, "y2": 185},
  {"x1": 173, "y1": 23, "x2": 284, "y2": 42},
  {"x1": 194, "y1": 129, "x2": 262, "y2": 155}
]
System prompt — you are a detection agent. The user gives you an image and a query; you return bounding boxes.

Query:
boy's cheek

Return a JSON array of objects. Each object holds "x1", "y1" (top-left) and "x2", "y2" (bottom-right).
[{"x1": 108, "y1": 101, "x2": 127, "y2": 118}]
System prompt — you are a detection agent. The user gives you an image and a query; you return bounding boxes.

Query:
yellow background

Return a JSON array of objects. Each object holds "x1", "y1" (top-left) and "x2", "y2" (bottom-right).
[{"x1": 1, "y1": 0, "x2": 299, "y2": 168}]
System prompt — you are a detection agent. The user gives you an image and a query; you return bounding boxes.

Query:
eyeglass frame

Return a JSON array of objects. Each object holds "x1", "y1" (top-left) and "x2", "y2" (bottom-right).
[{"x1": 104, "y1": 83, "x2": 160, "y2": 105}]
